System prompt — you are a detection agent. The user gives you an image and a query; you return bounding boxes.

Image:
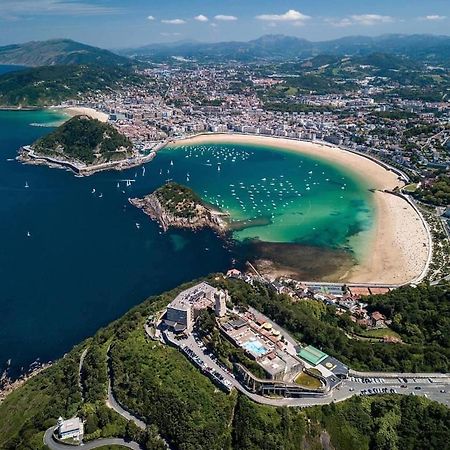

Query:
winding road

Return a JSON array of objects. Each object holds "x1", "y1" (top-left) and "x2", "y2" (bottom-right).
[{"x1": 43, "y1": 427, "x2": 141, "y2": 450}]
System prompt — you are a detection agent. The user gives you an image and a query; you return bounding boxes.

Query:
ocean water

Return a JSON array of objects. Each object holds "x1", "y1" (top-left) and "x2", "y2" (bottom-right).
[
  {"x1": 0, "y1": 111, "x2": 231, "y2": 378},
  {"x1": 0, "y1": 64, "x2": 28, "y2": 75},
  {"x1": 0, "y1": 111, "x2": 375, "y2": 378}
]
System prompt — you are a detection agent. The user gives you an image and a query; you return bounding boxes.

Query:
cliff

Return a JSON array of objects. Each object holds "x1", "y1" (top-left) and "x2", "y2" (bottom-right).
[{"x1": 129, "y1": 182, "x2": 229, "y2": 234}]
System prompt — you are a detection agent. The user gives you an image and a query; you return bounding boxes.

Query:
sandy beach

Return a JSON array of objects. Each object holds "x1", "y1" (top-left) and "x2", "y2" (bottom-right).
[
  {"x1": 171, "y1": 133, "x2": 431, "y2": 285},
  {"x1": 53, "y1": 106, "x2": 109, "y2": 123}
]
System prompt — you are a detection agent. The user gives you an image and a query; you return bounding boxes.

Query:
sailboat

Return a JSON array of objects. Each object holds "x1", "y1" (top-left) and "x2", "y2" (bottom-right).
[
  {"x1": 27, "y1": 231, "x2": 31, "y2": 237},
  {"x1": 25, "y1": 182, "x2": 29, "y2": 188},
  {"x1": 170, "y1": 160, "x2": 174, "y2": 166},
  {"x1": 117, "y1": 182, "x2": 120, "y2": 188},
  {"x1": 135, "y1": 223, "x2": 140, "y2": 229}
]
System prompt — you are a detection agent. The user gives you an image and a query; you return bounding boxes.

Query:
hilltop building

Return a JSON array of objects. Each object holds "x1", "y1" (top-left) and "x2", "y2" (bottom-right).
[
  {"x1": 57, "y1": 417, "x2": 83, "y2": 441},
  {"x1": 164, "y1": 282, "x2": 228, "y2": 332}
]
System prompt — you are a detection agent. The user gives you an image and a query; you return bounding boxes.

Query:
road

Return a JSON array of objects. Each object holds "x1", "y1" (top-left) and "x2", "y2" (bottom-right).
[
  {"x1": 165, "y1": 330, "x2": 450, "y2": 408},
  {"x1": 106, "y1": 378, "x2": 147, "y2": 430},
  {"x1": 43, "y1": 427, "x2": 141, "y2": 450},
  {"x1": 78, "y1": 348, "x2": 88, "y2": 402}
]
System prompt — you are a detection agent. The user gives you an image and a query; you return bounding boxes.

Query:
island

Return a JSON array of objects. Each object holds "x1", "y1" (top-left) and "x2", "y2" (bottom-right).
[
  {"x1": 18, "y1": 115, "x2": 156, "y2": 176},
  {"x1": 129, "y1": 182, "x2": 229, "y2": 234}
]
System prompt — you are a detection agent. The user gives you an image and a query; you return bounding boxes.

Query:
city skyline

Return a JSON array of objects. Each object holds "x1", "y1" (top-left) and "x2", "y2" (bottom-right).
[{"x1": 0, "y1": 0, "x2": 448, "y2": 48}]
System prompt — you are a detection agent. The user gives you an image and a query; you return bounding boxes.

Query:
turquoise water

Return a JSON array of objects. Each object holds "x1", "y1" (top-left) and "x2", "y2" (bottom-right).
[
  {"x1": 242, "y1": 339, "x2": 268, "y2": 357},
  {"x1": 160, "y1": 142, "x2": 375, "y2": 258}
]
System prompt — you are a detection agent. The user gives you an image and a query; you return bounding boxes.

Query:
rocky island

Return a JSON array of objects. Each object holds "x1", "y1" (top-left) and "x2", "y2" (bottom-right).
[
  {"x1": 130, "y1": 182, "x2": 229, "y2": 234},
  {"x1": 18, "y1": 115, "x2": 153, "y2": 175}
]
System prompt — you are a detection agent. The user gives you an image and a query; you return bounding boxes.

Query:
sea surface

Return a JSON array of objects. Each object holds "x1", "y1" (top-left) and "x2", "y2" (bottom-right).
[
  {"x1": 0, "y1": 111, "x2": 375, "y2": 378},
  {"x1": 0, "y1": 64, "x2": 27, "y2": 75}
]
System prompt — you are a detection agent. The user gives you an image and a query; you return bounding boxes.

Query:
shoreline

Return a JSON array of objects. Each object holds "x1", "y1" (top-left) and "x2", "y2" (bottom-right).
[
  {"x1": 167, "y1": 133, "x2": 431, "y2": 285},
  {"x1": 49, "y1": 106, "x2": 109, "y2": 123}
]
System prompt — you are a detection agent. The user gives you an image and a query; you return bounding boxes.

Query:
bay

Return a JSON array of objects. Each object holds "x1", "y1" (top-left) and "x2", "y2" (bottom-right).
[{"x1": 0, "y1": 110, "x2": 375, "y2": 378}]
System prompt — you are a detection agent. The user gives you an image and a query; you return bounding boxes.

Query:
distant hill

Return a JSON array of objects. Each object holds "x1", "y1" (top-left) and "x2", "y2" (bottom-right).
[
  {"x1": 119, "y1": 33, "x2": 450, "y2": 66},
  {"x1": 0, "y1": 64, "x2": 142, "y2": 107},
  {"x1": 0, "y1": 39, "x2": 130, "y2": 67}
]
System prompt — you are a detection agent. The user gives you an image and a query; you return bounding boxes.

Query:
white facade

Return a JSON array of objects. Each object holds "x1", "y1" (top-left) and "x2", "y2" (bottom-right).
[{"x1": 57, "y1": 417, "x2": 84, "y2": 441}]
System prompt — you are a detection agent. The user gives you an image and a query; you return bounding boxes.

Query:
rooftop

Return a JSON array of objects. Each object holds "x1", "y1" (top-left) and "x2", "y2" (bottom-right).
[
  {"x1": 59, "y1": 417, "x2": 82, "y2": 434},
  {"x1": 298, "y1": 345, "x2": 328, "y2": 366},
  {"x1": 168, "y1": 282, "x2": 217, "y2": 311}
]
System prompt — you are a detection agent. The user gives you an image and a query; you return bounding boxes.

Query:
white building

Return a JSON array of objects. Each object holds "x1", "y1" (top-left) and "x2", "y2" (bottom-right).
[
  {"x1": 165, "y1": 282, "x2": 225, "y2": 332},
  {"x1": 57, "y1": 417, "x2": 84, "y2": 441},
  {"x1": 214, "y1": 291, "x2": 228, "y2": 317}
]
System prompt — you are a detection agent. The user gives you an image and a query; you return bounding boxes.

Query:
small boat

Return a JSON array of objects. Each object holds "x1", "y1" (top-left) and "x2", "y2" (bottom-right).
[
  {"x1": 135, "y1": 223, "x2": 140, "y2": 229},
  {"x1": 159, "y1": 169, "x2": 162, "y2": 175},
  {"x1": 99, "y1": 193, "x2": 103, "y2": 198},
  {"x1": 117, "y1": 182, "x2": 120, "y2": 188},
  {"x1": 142, "y1": 166, "x2": 146, "y2": 176},
  {"x1": 92, "y1": 188, "x2": 96, "y2": 194},
  {"x1": 170, "y1": 160, "x2": 174, "y2": 166},
  {"x1": 25, "y1": 182, "x2": 29, "y2": 188},
  {"x1": 27, "y1": 231, "x2": 31, "y2": 237},
  {"x1": 217, "y1": 165, "x2": 221, "y2": 172}
]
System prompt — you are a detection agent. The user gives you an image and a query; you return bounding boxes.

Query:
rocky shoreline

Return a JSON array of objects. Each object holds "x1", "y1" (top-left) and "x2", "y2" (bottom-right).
[{"x1": 129, "y1": 183, "x2": 229, "y2": 235}]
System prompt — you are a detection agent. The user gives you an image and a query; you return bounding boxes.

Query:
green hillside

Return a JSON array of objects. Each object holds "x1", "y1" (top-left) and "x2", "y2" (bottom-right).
[
  {"x1": 0, "y1": 39, "x2": 130, "y2": 67},
  {"x1": 0, "y1": 64, "x2": 142, "y2": 107},
  {"x1": 0, "y1": 277, "x2": 449, "y2": 450},
  {"x1": 33, "y1": 116, "x2": 133, "y2": 165}
]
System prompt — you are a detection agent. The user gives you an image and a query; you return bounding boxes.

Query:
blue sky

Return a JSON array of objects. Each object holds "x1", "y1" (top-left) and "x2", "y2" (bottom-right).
[{"x1": 0, "y1": 0, "x2": 449, "y2": 48}]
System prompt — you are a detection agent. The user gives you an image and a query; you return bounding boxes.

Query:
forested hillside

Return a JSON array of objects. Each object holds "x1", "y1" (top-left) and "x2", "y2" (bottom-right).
[{"x1": 0, "y1": 277, "x2": 448, "y2": 450}]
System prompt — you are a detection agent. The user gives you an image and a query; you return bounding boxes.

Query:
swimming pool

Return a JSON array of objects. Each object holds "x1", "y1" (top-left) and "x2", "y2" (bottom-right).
[{"x1": 242, "y1": 339, "x2": 268, "y2": 357}]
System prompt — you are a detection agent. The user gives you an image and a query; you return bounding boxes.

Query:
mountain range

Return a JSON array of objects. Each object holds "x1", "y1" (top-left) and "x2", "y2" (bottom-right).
[
  {"x1": 0, "y1": 39, "x2": 130, "y2": 67},
  {"x1": 0, "y1": 34, "x2": 449, "y2": 68},
  {"x1": 119, "y1": 33, "x2": 450, "y2": 65}
]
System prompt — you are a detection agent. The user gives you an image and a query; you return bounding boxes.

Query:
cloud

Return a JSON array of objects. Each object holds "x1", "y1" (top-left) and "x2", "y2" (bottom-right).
[
  {"x1": 194, "y1": 14, "x2": 208, "y2": 22},
  {"x1": 326, "y1": 18, "x2": 353, "y2": 28},
  {"x1": 256, "y1": 9, "x2": 310, "y2": 23},
  {"x1": 422, "y1": 15, "x2": 446, "y2": 21},
  {"x1": 147, "y1": 15, "x2": 155, "y2": 21},
  {"x1": 0, "y1": 0, "x2": 119, "y2": 17},
  {"x1": 161, "y1": 18, "x2": 186, "y2": 25},
  {"x1": 350, "y1": 14, "x2": 394, "y2": 26},
  {"x1": 214, "y1": 15, "x2": 237, "y2": 21},
  {"x1": 160, "y1": 32, "x2": 181, "y2": 37}
]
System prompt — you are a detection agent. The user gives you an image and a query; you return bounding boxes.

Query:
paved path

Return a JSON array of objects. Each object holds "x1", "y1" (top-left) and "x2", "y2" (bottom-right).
[
  {"x1": 78, "y1": 348, "x2": 88, "y2": 401},
  {"x1": 106, "y1": 378, "x2": 147, "y2": 430},
  {"x1": 164, "y1": 330, "x2": 450, "y2": 408},
  {"x1": 43, "y1": 427, "x2": 141, "y2": 450}
]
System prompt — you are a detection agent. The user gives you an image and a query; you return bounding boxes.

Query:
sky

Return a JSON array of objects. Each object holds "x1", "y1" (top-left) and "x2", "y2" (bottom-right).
[{"x1": 0, "y1": 0, "x2": 449, "y2": 48}]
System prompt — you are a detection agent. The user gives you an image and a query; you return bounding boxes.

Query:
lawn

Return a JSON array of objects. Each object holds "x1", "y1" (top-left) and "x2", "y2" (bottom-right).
[
  {"x1": 403, "y1": 183, "x2": 418, "y2": 193},
  {"x1": 359, "y1": 328, "x2": 401, "y2": 340},
  {"x1": 295, "y1": 371, "x2": 322, "y2": 389}
]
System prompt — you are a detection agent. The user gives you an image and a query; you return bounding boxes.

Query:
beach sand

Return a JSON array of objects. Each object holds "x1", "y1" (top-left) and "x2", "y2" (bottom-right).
[
  {"x1": 171, "y1": 133, "x2": 431, "y2": 285},
  {"x1": 57, "y1": 106, "x2": 109, "y2": 123}
]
